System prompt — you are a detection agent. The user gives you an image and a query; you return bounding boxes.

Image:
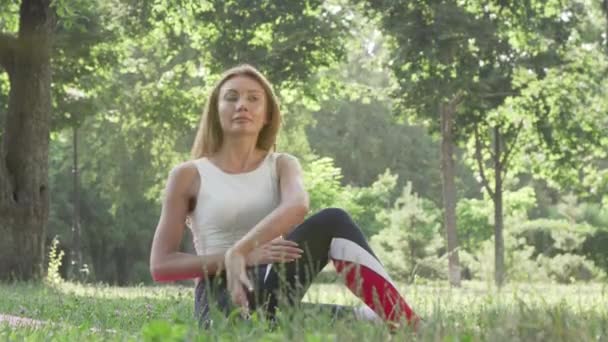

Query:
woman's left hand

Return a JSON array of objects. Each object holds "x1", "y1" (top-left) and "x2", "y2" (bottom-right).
[{"x1": 225, "y1": 248, "x2": 254, "y2": 313}]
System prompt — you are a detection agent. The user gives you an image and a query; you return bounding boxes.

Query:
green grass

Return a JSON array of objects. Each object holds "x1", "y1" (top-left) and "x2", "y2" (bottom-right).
[{"x1": 1, "y1": 280, "x2": 607, "y2": 341}]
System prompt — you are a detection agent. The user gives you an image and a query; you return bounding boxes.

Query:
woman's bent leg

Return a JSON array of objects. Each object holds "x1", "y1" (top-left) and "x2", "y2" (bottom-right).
[{"x1": 257, "y1": 208, "x2": 419, "y2": 327}]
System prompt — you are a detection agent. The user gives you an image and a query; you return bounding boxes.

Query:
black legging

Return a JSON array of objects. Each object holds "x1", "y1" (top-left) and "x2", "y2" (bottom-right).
[{"x1": 194, "y1": 208, "x2": 418, "y2": 328}]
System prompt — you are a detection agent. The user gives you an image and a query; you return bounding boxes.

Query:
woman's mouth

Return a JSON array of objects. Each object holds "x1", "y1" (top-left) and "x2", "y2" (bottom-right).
[{"x1": 233, "y1": 117, "x2": 253, "y2": 123}]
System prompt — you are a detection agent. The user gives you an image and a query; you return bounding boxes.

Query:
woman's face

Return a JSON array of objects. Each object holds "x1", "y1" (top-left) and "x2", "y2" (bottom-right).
[{"x1": 217, "y1": 75, "x2": 269, "y2": 138}]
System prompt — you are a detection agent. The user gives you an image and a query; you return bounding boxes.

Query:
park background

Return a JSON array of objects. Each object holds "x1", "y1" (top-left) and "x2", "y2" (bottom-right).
[{"x1": 1, "y1": 0, "x2": 607, "y2": 340}]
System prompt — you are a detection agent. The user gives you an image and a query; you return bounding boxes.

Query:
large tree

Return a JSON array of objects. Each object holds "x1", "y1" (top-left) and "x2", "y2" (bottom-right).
[
  {"x1": 465, "y1": 0, "x2": 607, "y2": 286},
  {"x1": 353, "y1": 0, "x2": 489, "y2": 287},
  {"x1": 354, "y1": 0, "x2": 605, "y2": 287},
  {"x1": 0, "y1": 0, "x2": 54, "y2": 280}
]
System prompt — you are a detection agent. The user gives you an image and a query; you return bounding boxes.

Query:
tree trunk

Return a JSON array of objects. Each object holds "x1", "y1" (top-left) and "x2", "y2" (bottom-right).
[
  {"x1": 0, "y1": 0, "x2": 54, "y2": 281},
  {"x1": 440, "y1": 102, "x2": 461, "y2": 287},
  {"x1": 115, "y1": 246, "x2": 128, "y2": 286},
  {"x1": 70, "y1": 124, "x2": 83, "y2": 280},
  {"x1": 493, "y1": 126, "x2": 505, "y2": 287}
]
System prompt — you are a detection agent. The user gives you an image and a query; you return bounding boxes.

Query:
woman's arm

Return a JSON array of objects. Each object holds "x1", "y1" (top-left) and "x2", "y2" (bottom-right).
[
  {"x1": 149, "y1": 162, "x2": 225, "y2": 282},
  {"x1": 229, "y1": 154, "x2": 309, "y2": 256}
]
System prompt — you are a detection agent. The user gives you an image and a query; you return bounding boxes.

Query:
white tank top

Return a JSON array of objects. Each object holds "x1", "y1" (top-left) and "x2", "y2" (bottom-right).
[{"x1": 188, "y1": 152, "x2": 282, "y2": 255}]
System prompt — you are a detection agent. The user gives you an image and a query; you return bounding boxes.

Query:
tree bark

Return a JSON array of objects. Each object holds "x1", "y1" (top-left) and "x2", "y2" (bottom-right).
[
  {"x1": 0, "y1": 0, "x2": 54, "y2": 281},
  {"x1": 493, "y1": 126, "x2": 505, "y2": 287},
  {"x1": 115, "y1": 246, "x2": 128, "y2": 286},
  {"x1": 70, "y1": 125, "x2": 83, "y2": 280},
  {"x1": 440, "y1": 100, "x2": 461, "y2": 287}
]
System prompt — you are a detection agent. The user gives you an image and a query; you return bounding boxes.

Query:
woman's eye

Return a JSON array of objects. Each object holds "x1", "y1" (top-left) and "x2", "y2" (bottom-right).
[
  {"x1": 248, "y1": 96, "x2": 259, "y2": 102},
  {"x1": 225, "y1": 95, "x2": 238, "y2": 101}
]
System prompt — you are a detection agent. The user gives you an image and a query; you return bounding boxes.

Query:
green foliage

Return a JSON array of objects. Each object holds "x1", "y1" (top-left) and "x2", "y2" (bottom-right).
[
  {"x1": 500, "y1": 47, "x2": 608, "y2": 190},
  {"x1": 302, "y1": 156, "x2": 345, "y2": 215},
  {"x1": 451, "y1": 185, "x2": 608, "y2": 283},
  {"x1": 516, "y1": 218, "x2": 596, "y2": 256},
  {"x1": 0, "y1": 73, "x2": 7, "y2": 136},
  {"x1": 303, "y1": 5, "x2": 481, "y2": 207},
  {"x1": 512, "y1": 196, "x2": 608, "y2": 278},
  {"x1": 353, "y1": 0, "x2": 608, "y2": 289},
  {"x1": 371, "y1": 182, "x2": 442, "y2": 281},
  {"x1": 0, "y1": 0, "x2": 19, "y2": 32},
  {"x1": 538, "y1": 253, "x2": 605, "y2": 284},
  {"x1": 195, "y1": 0, "x2": 349, "y2": 89},
  {"x1": 457, "y1": 186, "x2": 537, "y2": 251},
  {"x1": 456, "y1": 197, "x2": 493, "y2": 251},
  {"x1": 45, "y1": 237, "x2": 65, "y2": 286},
  {"x1": 308, "y1": 97, "x2": 446, "y2": 203},
  {"x1": 582, "y1": 230, "x2": 608, "y2": 275},
  {"x1": 468, "y1": 209, "x2": 606, "y2": 283},
  {"x1": 469, "y1": 230, "x2": 547, "y2": 283},
  {"x1": 345, "y1": 170, "x2": 398, "y2": 236},
  {"x1": 141, "y1": 320, "x2": 189, "y2": 342},
  {"x1": 302, "y1": 156, "x2": 397, "y2": 238}
]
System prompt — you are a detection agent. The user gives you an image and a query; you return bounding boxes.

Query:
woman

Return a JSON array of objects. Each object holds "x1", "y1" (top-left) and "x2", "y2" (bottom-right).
[{"x1": 149, "y1": 64, "x2": 419, "y2": 329}]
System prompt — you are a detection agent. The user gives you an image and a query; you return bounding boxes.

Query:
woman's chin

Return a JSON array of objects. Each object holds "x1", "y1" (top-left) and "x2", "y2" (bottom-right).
[{"x1": 225, "y1": 127, "x2": 262, "y2": 137}]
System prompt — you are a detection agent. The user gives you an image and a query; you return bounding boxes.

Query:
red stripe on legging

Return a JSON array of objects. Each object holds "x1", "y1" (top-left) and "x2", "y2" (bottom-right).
[{"x1": 333, "y1": 259, "x2": 418, "y2": 326}]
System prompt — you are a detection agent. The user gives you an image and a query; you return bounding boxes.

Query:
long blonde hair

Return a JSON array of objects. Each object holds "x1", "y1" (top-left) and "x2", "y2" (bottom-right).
[{"x1": 190, "y1": 64, "x2": 282, "y2": 159}]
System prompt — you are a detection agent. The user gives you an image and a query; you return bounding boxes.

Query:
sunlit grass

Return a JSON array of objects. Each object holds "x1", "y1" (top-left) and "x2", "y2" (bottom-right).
[{"x1": 1, "y1": 280, "x2": 607, "y2": 341}]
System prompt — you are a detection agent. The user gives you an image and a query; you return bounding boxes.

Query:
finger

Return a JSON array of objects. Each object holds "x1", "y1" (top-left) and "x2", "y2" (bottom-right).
[
  {"x1": 270, "y1": 243, "x2": 302, "y2": 251},
  {"x1": 270, "y1": 252, "x2": 303, "y2": 263},
  {"x1": 273, "y1": 257, "x2": 300, "y2": 263},
  {"x1": 270, "y1": 246, "x2": 304, "y2": 255},
  {"x1": 270, "y1": 247, "x2": 303, "y2": 258},
  {"x1": 239, "y1": 272, "x2": 254, "y2": 292},
  {"x1": 232, "y1": 287, "x2": 249, "y2": 308},
  {"x1": 272, "y1": 239, "x2": 300, "y2": 248},
  {"x1": 270, "y1": 250, "x2": 303, "y2": 257}
]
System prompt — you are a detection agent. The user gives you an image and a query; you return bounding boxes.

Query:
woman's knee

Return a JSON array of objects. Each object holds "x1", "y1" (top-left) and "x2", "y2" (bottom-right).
[
  {"x1": 312, "y1": 207, "x2": 360, "y2": 234},
  {"x1": 316, "y1": 207, "x2": 350, "y2": 224}
]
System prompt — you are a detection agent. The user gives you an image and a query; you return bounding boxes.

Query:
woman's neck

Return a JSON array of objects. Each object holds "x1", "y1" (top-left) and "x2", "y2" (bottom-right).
[{"x1": 213, "y1": 136, "x2": 266, "y2": 173}]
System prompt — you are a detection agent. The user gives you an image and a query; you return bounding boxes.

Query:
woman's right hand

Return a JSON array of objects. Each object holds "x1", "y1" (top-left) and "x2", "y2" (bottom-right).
[{"x1": 246, "y1": 237, "x2": 303, "y2": 266}]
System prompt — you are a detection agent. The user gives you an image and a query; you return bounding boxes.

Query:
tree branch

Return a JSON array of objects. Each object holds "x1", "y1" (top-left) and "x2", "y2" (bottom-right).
[
  {"x1": 449, "y1": 91, "x2": 465, "y2": 107},
  {"x1": 0, "y1": 32, "x2": 17, "y2": 75},
  {"x1": 474, "y1": 123, "x2": 495, "y2": 199}
]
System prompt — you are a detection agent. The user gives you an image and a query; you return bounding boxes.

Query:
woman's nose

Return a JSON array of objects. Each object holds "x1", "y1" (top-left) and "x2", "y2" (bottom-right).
[{"x1": 236, "y1": 99, "x2": 248, "y2": 111}]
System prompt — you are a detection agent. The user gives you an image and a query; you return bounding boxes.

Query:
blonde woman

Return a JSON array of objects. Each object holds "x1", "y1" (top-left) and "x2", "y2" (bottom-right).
[{"x1": 149, "y1": 64, "x2": 419, "y2": 329}]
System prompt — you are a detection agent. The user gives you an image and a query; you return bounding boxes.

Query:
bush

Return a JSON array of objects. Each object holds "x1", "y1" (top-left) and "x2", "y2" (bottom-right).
[
  {"x1": 303, "y1": 156, "x2": 345, "y2": 215},
  {"x1": 46, "y1": 236, "x2": 65, "y2": 286},
  {"x1": 468, "y1": 218, "x2": 606, "y2": 283},
  {"x1": 469, "y1": 234, "x2": 550, "y2": 283},
  {"x1": 582, "y1": 230, "x2": 608, "y2": 273},
  {"x1": 538, "y1": 253, "x2": 605, "y2": 284},
  {"x1": 303, "y1": 156, "x2": 398, "y2": 237},
  {"x1": 370, "y1": 182, "x2": 441, "y2": 281},
  {"x1": 514, "y1": 219, "x2": 596, "y2": 257},
  {"x1": 457, "y1": 186, "x2": 537, "y2": 252}
]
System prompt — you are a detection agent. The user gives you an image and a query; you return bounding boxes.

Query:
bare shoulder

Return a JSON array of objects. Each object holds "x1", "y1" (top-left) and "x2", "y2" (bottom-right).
[
  {"x1": 276, "y1": 152, "x2": 301, "y2": 171},
  {"x1": 165, "y1": 160, "x2": 200, "y2": 199}
]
